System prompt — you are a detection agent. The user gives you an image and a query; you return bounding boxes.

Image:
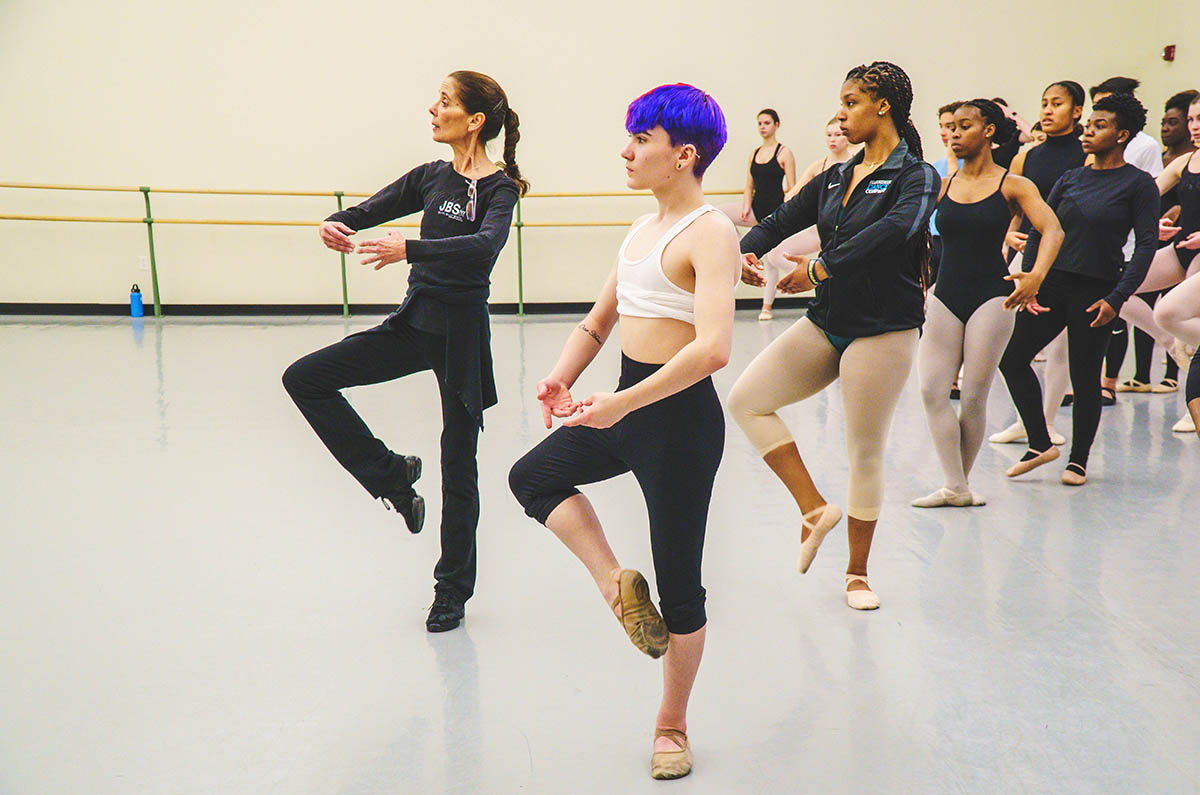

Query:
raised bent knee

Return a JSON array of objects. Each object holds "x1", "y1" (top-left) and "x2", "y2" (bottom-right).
[{"x1": 1154, "y1": 299, "x2": 1187, "y2": 337}]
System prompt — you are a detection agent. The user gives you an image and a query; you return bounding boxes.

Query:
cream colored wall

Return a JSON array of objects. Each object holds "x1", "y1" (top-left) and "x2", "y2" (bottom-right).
[{"x1": 0, "y1": 0, "x2": 1182, "y2": 307}]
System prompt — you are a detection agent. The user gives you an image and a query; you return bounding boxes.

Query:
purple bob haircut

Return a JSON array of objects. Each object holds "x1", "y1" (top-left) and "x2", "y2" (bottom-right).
[{"x1": 626, "y1": 83, "x2": 728, "y2": 178}]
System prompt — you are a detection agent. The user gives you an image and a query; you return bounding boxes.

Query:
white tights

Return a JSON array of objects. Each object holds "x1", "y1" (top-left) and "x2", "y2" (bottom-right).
[
  {"x1": 717, "y1": 204, "x2": 819, "y2": 307},
  {"x1": 1120, "y1": 245, "x2": 1200, "y2": 347},
  {"x1": 728, "y1": 317, "x2": 918, "y2": 521},
  {"x1": 918, "y1": 295, "x2": 1015, "y2": 493}
]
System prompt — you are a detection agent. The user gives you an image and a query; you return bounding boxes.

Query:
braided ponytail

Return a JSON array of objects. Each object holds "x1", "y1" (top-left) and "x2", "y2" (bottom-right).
[
  {"x1": 448, "y1": 70, "x2": 530, "y2": 196},
  {"x1": 501, "y1": 107, "x2": 530, "y2": 196},
  {"x1": 961, "y1": 98, "x2": 1018, "y2": 146},
  {"x1": 845, "y1": 61, "x2": 931, "y2": 285}
]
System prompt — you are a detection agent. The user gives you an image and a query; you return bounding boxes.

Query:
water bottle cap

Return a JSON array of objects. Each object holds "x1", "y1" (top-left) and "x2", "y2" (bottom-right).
[{"x1": 131, "y1": 284, "x2": 141, "y2": 293}]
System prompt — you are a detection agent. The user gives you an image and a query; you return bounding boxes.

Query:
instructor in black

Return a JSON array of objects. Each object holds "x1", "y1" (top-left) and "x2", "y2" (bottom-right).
[{"x1": 282, "y1": 71, "x2": 527, "y2": 631}]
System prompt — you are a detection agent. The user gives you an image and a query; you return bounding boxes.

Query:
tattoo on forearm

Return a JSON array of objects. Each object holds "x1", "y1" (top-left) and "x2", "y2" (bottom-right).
[{"x1": 579, "y1": 323, "x2": 602, "y2": 346}]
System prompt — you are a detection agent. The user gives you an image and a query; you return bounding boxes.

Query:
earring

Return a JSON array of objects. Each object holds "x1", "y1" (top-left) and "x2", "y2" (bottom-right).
[
  {"x1": 878, "y1": 110, "x2": 886, "y2": 116},
  {"x1": 676, "y1": 163, "x2": 683, "y2": 170}
]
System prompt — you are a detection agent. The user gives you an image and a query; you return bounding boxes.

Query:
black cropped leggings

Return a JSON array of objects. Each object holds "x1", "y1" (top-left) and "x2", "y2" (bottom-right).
[
  {"x1": 508, "y1": 356, "x2": 724, "y2": 635},
  {"x1": 1000, "y1": 271, "x2": 1115, "y2": 468}
]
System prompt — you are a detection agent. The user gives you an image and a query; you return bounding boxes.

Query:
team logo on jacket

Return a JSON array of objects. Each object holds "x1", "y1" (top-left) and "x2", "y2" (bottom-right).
[
  {"x1": 864, "y1": 179, "x2": 892, "y2": 194},
  {"x1": 436, "y1": 197, "x2": 469, "y2": 222}
]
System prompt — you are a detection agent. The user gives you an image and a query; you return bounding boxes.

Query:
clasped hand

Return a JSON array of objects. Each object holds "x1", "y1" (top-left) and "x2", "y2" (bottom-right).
[
  {"x1": 537, "y1": 378, "x2": 629, "y2": 430},
  {"x1": 318, "y1": 222, "x2": 408, "y2": 270}
]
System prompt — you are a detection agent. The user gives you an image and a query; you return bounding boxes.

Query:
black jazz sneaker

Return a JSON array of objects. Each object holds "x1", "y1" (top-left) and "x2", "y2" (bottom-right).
[
  {"x1": 426, "y1": 591, "x2": 465, "y2": 633},
  {"x1": 380, "y1": 455, "x2": 424, "y2": 533}
]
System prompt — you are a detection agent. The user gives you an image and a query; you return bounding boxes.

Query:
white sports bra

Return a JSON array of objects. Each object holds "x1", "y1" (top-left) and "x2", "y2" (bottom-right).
[{"x1": 615, "y1": 204, "x2": 717, "y2": 325}]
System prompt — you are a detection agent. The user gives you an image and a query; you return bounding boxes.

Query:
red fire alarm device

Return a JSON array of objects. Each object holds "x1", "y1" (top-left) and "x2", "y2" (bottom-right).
[{"x1": 1164, "y1": 45, "x2": 1176, "y2": 62}]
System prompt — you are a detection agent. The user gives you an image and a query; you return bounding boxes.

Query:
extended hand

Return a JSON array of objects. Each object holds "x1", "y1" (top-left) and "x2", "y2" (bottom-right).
[
  {"x1": 777, "y1": 253, "x2": 818, "y2": 293},
  {"x1": 319, "y1": 221, "x2": 356, "y2": 254},
  {"x1": 1086, "y1": 298, "x2": 1117, "y2": 327},
  {"x1": 1003, "y1": 271, "x2": 1044, "y2": 311},
  {"x1": 740, "y1": 253, "x2": 765, "y2": 286},
  {"x1": 357, "y1": 230, "x2": 408, "y2": 270},
  {"x1": 537, "y1": 378, "x2": 579, "y2": 429},
  {"x1": 561, "y1": 391, "x2": 630, "y2": 429}
]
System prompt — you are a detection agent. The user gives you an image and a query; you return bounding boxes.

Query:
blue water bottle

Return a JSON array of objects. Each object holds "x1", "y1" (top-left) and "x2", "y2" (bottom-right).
[{"x1": 130, "y1": 284, "x2": 144, "y2": 317}]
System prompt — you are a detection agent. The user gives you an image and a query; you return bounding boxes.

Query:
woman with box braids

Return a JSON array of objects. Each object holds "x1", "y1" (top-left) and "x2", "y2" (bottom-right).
[{"x1": 730, "y1": 61, "x2": 940, "y2": 611}]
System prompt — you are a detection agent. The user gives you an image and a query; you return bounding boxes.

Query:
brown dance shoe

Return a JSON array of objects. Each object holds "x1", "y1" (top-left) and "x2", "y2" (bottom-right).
[
  {"x1": 610, "y1": 569, "x2": 669, "y2": 659},
  {"x1": 650, "y1": 728, "x2": 692, "y2": 780}
]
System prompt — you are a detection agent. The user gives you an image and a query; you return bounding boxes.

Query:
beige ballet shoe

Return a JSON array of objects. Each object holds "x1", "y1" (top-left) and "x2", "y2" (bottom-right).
[
  {"x1": 650, "y1": 728, "x2": 692, "y2": 780},
  {"x1": 1151, "y1": 378, "x2": 1179, "y2": 394},
  {"x1": 609, "y1": 570, "x2": 668, "y2": 659},
  {"x1": 911, "y1": 487, "x2": 974, "y2": 508},
  {"x1": 758, "y1": 309, "x2": 773, "y2": 321},
  {"x1": 798, "y1": 503, "x2": 842, "y2": 573},
  {"x1": 1115, "y1": 379, "x2": 1151, "y2": 393},
  {"x1": 989, "y1": 421, "x2": 1026, "y2": 444},
  {"x1": 1173, "y1": 413, "x2": 1196, "y2": 434},
  {"x1": 1049, "y1": 428, "x2": 1067, "y2": 446},
  {"x1": 845, "y1": 574, "x2": 880, "y2": 611},
  {"x1": 1168, "y1": 339, "x2": 1194, "y2": 372},
  {"x1": 1061, "y1": 465, "x2": 1087, "y2": 486},
  {"x1": 971, "y1": 492, "x2": 987, "y2": 506},
  {"x1": 1005, "y1": 446, "x2": 1061, "y2": 477}
]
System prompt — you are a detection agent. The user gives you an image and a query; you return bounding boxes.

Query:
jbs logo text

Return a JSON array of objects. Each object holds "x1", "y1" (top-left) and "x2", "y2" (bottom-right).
[
  {"x1": 864, "y1": 180, "x2": 892, "y2": 194},
  {"x1": 437, "y1": 199, "x2": 469, "y2": 221}
]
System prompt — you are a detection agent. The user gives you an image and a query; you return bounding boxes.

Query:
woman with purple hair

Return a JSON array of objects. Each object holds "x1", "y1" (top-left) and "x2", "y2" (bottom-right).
[{"x1": 509, "y1": 83, "x2": 739, "y2": 780}]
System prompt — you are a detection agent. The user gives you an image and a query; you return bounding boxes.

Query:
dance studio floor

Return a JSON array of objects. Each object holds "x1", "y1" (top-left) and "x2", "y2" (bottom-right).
[{"x1": 2, "y1": 312, "x2": 1197, "y2": 794}]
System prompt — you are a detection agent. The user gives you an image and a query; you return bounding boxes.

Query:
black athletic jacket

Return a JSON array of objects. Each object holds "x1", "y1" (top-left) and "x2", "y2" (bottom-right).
[{"x1": 741, "y1": 140, "x2": 940, "y2": 338}]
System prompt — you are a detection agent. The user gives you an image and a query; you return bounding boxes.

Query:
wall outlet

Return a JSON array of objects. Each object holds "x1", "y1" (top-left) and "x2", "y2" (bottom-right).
[{"x1": 138, "y1": 256, "x2": 149, "y2": 271}]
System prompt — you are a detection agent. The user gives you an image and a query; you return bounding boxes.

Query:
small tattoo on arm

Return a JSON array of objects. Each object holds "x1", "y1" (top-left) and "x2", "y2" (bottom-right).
[{"x1": 579, "y1": 323, "x2": 602, "y2": 346}]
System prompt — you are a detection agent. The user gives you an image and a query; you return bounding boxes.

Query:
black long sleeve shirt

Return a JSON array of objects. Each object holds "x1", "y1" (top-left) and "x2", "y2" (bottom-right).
[
  {"x1": 740, "y1": 139, "x2": 940, "y2": 337},
  {"x1": 327, "y1": 160, "x2": 519, "y2": 296},
  {"x1": 325, "y1": 160, "x2": 519, "y2": 427},
  {"x1": 1023, "y1": 164, "x2": 1158, "y2": 311}
]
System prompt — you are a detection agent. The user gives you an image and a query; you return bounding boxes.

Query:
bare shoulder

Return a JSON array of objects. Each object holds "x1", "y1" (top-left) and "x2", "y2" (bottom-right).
[
  {"x1": 676, "y1": 210, "x2": 738, "y2": 257},
  {"x1": 1002, "y1": 173, "x2": 1037, "y2": 196}
]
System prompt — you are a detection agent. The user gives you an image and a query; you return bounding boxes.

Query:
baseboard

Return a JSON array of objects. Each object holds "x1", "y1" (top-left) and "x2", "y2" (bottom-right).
[{"x1": 1, "y1": 297, "x2": 810, "y2": 317}]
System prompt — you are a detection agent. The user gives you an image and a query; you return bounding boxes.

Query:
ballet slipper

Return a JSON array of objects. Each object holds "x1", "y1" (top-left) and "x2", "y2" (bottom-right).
[
  {"x1": 797, "y1": 503, "x2": 842, "y2": 573},
  {"x1": 609, "y1": 569, "x2": 668, "y2": 659},
  {"x1": 1005, "y1": 446, "x2": 1061, "y2": 477},
  {"x1": 758, "y1": 309, "x2": 773, "y2": 321},
  {"x1": 910, "y1": 488, "x2": 974, "y2": 508},
  {"x1": 1061, "y1": 465, "x2": 1087, "y2": 486},
  {"x1": 1048, "y1": 428, "x2": 1067, "y2": 446},
  {"x1": 1151, "y1": 378, "x2": 1179, "y2": 393},
  {"x1": 1168, "y1": 339, "x2": 1194, "y2": 372},
  {"x1": 971, "y1": 492, "x2": 987, "y2": 506},
  {"x1": 845, "y1": 574, "x2": 880, "y2": 611},
  {"x1": 650, "y1": 728, "x2": 692, "y2": 780},
  {"x1": 1116, "y1": 379, "x2": 1151, "y2": 393},
  {"x1": 1173, "y1": 413, "x2": 1196, "y2": 434},
  {"x1": 989, "y1": 422, "x2": 1026, "y2": 444}
]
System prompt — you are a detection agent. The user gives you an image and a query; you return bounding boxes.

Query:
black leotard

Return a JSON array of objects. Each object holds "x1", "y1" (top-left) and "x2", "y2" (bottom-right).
[
  {"x1": 933, "y1": 171, "x2": 1012, "y2": 324},
  {"x1": 750, "y1": 143, "x2": 786, "y2": 221},
  {"x1": 1174, "y1": 153, "x2": 1200, "y2": 269}
]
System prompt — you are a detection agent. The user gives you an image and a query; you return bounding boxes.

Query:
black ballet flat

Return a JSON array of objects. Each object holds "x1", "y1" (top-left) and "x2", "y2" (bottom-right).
[
  {"x1": 1061, "y1": 394, "x2": 1074, "y2": 407},
  {"x1": 1100, "y1": 388, "x2": 1116, "y2": 407}
]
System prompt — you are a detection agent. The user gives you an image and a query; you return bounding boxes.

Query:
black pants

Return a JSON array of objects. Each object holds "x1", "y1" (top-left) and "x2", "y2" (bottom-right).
[
  {"x1": 1000, "y1": 272, "x2": 1115, "y2": 468},
  {"x1": 1188, "y1": 347, "x2": 1200, "y2": 404},
  {"x1": 282, "y1": 319, "x2": 479, "y2": 600},
  {"x1": 508, "y1": 356, "x2": 724, "y2": 635}
]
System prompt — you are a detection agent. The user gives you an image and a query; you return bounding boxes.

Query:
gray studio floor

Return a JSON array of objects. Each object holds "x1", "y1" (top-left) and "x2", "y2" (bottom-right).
[{"x1": 1, "y1": 312, "x2": 1198, "y2": 794}]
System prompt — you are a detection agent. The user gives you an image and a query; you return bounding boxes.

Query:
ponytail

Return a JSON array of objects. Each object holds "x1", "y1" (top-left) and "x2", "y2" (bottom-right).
[
  {"x1": 501, "y1": 108, "x2": 530, "y2": 196},
  {"x1": 448, "y1": 69, "x2": 530, "y2": 195}
]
